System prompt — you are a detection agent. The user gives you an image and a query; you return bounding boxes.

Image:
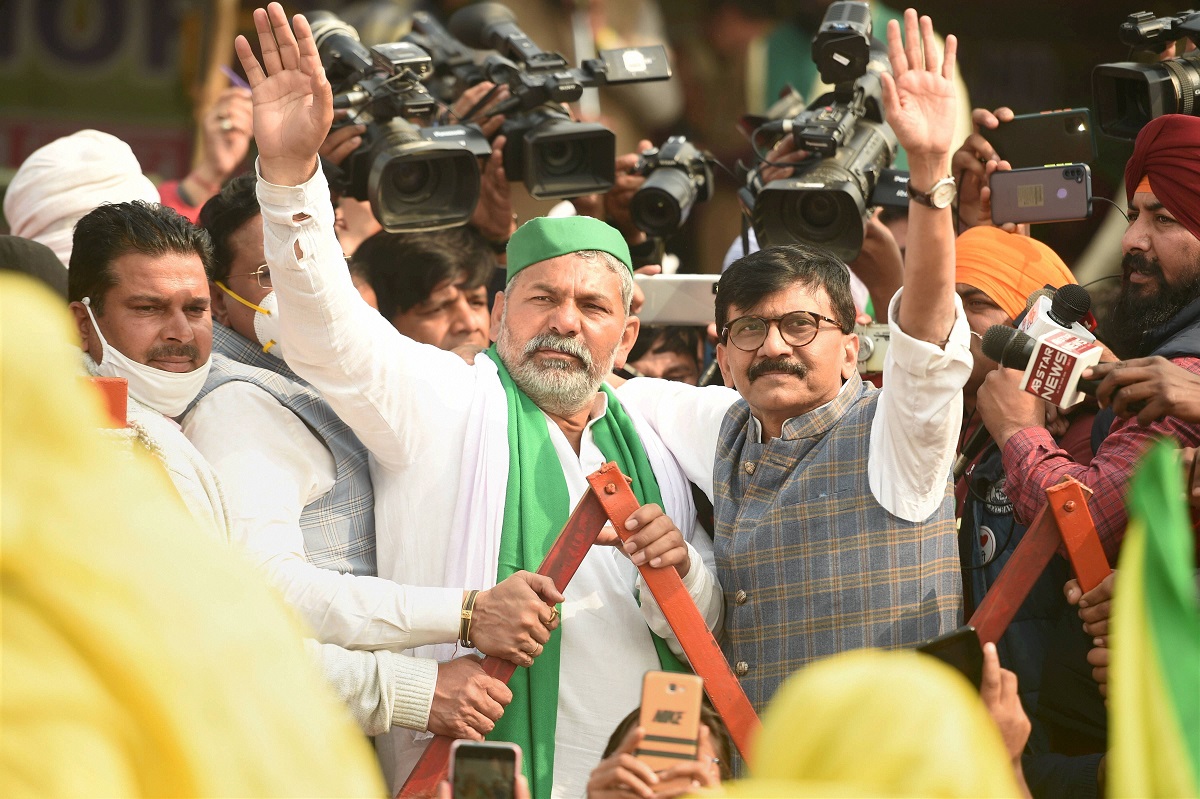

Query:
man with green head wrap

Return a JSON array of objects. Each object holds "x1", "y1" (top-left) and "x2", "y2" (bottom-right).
[{"x1": 235, "y1": 7, "x2": 722, "y2": 797}]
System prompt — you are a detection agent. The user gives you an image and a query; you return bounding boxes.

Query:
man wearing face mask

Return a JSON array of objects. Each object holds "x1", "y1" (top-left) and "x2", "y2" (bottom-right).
[
  {"x1": 68, "y1": 200, "x2": 231, "y2": 541},
  {"x1": 182, "y1": 174, "x2": 556, "y2": 743}
]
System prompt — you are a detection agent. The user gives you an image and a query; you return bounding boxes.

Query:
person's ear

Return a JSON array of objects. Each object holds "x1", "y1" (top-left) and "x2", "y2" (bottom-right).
[
  {"x1": 68, "y1": 301, "x2": 92, "y2": 350},
  {"x1": 841, "y1": 331, "x2": 860, "y2": 380},
  {"x1": 210, "y1": 281, "x2": 231, "y2": 327},
  {"x1": 613, "y1": 313, "x2": 641, "y2": 370},
  {"x1": 715, "y1": 341, "x2": 735, "y2": 388},
  {"x1": 490, "y1": 291, "x2": 505, "y2": 341}
]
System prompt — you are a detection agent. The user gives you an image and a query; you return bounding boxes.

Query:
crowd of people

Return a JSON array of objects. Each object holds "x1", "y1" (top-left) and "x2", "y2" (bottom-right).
[{"x1": 3, "y1": 1, "x2": 1199, "y2": 798}]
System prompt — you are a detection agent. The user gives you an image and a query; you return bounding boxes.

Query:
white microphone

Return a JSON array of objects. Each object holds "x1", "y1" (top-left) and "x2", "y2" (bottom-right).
[
  {"x1": 982, "y1": 325, "x2": 1103, "y2": 409},
  {"x1": 1018, "y1": 284, "x2": 1095, "y2": 343}
]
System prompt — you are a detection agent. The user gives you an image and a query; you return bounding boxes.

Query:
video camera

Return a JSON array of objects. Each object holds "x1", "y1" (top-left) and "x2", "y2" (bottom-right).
[
  {"x1": 443, "y1": 2, "x2": 672, "y2": 199},
  {"x1": 309, "y1": 11, "x2": 489, "y2": 232},
  {"x1": 1093, "y1": 9, "x2": 1200, "y2": 139},
  {"x1": 738, "y1": 1, "x2": 897, "y2": 263},
  {"x1": 630, "y1": 137, "x2": 714, "y2": 239}
]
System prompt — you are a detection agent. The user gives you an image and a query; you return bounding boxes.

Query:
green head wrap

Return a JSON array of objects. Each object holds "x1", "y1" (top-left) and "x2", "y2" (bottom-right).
[{"x1": 505, "y1": 216, "x2": 632, "y2": 283}]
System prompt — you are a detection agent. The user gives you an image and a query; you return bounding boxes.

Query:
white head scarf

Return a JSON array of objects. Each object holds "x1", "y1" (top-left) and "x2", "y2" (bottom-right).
[{"x1": 4, "y1": 130, "x2": 160, "y2": 267}]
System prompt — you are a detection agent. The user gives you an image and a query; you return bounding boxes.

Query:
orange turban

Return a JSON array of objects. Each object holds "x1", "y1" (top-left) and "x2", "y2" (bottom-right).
[{"x1": 955, "y1": 226, "x2": 1077, "y2": 320}]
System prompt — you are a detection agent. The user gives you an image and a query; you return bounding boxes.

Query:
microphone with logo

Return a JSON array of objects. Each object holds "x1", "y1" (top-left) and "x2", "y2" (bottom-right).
[
  {"x1": 1018, "y1": 283, "x2": 1095, "y2": 341},
  {"x1": 953, "y1": 323, "x2": 1103, "y2": 481}
]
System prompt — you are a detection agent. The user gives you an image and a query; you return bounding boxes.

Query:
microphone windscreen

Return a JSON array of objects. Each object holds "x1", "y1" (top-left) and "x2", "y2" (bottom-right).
[
  {"x1": 981, "y1": 324, "x2": 1016, "y2": 364},
  {"x1": 1024, "y1": 287, "x2": 1054, "y2": 312},
  {"x1": 449, "y1": 2, "x2": 517, "y2": 50},
  {"x1": 1051, "y1": 283, "x2": 1092, "y2": 323}
]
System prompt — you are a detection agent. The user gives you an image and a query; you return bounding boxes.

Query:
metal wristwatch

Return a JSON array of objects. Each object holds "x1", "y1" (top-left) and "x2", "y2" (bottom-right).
[{"x1": 908, "y1": 176, "x2": 957, "y2": 209}]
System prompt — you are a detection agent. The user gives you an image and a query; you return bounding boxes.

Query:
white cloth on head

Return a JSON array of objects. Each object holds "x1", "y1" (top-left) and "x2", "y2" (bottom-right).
[
  {"x1": 4, "y1": 130, "x2": 160, "y2": 267},
  {"x1": 722, "y1": 228, "x2": 872, "y2": 314}
]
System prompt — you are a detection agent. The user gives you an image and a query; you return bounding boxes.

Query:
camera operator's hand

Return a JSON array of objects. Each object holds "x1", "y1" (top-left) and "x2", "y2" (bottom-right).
[
  {"x1": 470, "y1": 572, "x2": 564, "y2": 668},
  {"x1": 320, "y1": 111, "x2": 365, "y2": 167},
  {"x1": 952, "y1": 106, "x2": 1012, "y2": 228},
  {"x1": 604, "y1": 139, "x2": 655, "y2": 245},
  {"x1": 428, "y1": 655, "x2": 512, "y2": 739},
  {"x1": 759, "y1": 136, "x2": 810, "y2": 185},
  {"x1": 471, "y1": 135, "x2": 517, "y2": 245},
  {"x1": 450, "y1": 81, "x2": 510, "y2": 139},
  {"x1": 235, "y1": 3, "x2": 333, "y2": 187},
  {"x1": 848, "y1": 208, "x2": 903, "y2": 321}
]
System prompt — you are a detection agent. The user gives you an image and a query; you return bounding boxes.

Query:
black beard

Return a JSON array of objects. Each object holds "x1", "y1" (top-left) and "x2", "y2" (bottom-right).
[{"x1": 1100, "y1": 252, "x2": 1200, "y2": 357}]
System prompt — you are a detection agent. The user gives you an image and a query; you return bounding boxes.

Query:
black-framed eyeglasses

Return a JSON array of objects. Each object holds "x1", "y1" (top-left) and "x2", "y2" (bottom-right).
[
  {"x1": 722, "y1": 310, "x2": 845, "y2": 351},
  {"x1": 226, "y1": 264, "x2": 272, "y2": 289}
]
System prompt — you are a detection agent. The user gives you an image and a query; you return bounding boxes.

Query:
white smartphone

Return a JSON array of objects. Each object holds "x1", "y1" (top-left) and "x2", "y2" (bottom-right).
[{"x1": 634, "y1": 274, "x2": 720, "y2": 326}]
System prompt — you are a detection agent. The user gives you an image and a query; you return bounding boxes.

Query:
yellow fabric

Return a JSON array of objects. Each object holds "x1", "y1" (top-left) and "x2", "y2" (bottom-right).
[
  {"x1": 744, "y1": 650, "x2": 1022, "y2": 798},
  {"x1": 954, "y1": 226, "x2": 1077, "y2": 320},
  {"x1": 0, "y1": 273, "x2": 385, "y2": 797},
  {"x1": 1109, "y1": 513, "x2": 1200, "y2": 797}
]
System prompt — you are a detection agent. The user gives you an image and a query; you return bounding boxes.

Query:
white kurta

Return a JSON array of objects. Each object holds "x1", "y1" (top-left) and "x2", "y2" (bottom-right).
[{"x1": 257, "y1": 165, "x2": 722, "y2": 798}]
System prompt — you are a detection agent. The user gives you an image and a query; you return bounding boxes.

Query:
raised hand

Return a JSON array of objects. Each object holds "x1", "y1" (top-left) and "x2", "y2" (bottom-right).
[
  {"x1": 234, "y1": 3, "x2": 333, "y2": 186},
  {"x1": 881, "y1": 9, "x2": 957, "y2": 160}
]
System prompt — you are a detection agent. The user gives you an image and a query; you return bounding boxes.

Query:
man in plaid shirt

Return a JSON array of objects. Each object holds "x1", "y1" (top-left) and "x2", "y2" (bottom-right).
[
  {"x1": 620, "y1": 9, "x2": 972, "y2": 711},
  {"x1": 977, "y1": 113, "x2": 1200, "y2": 563}
]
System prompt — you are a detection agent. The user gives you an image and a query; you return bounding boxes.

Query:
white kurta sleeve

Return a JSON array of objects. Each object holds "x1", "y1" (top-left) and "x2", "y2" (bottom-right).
[
  {"x1": 616, "y1": 378, "x2": 739, "y2": 502},
  {"x1": 868, "y1": 289, "x2": 972, "y2": 521},
  {"x1": 255, "y1": 161, "x2": 481, "y2": 472},
  {"x1": 305, "y1": 640, "x2": 438, "y2": 736},
  {"x1": 182, "y1": 382, "x2": 462, "y2": 650}
]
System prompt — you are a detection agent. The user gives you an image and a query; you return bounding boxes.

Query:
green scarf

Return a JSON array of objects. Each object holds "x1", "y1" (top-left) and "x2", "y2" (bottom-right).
[{"x1": 483, "y1": 347, "x2": 685, "y2": 799}]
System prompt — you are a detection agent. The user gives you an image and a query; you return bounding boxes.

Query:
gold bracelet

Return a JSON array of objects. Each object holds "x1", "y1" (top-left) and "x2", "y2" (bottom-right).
[{"x1": 459, "y1": 589, "x2": 480, "y2": 648}]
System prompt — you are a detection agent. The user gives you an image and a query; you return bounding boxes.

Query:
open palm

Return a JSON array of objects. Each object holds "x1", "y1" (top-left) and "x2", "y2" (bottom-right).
[
  {"x1": 235, "y1": 3, "x2": 333, "y2": 186},
  {"x1": 880, "y1": 10, "x2": 957, "y2": 158}
]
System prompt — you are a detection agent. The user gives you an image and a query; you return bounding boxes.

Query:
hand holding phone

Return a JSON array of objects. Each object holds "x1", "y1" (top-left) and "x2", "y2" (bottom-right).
[
  {"x1": 916, "y1": 625, "x2": 984, "y2": 689},
  {"x1": 634, "y1": 672, "x2": 704, "y2": 794},
  {"x1": 989, "y1": 164, "x2": 1092, "y2": 226},
  {"x1": 980, "y1": 108, "x2": 1096, "y2": 168},
  {"x1": 450, "y1": 740, "x2": 521, "y2": 799}
]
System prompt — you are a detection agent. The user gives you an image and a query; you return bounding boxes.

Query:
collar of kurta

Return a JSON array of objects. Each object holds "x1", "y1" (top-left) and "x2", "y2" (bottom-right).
[{"x1": 749, "y1": 372, "x2": 868, "y2": 442}]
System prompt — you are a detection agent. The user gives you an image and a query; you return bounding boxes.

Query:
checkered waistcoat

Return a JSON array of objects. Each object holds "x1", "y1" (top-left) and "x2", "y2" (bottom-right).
[
  {"x1": 194, "y1": 324, "x2": 377, "y2": 576},
  {"x1": 713, "y1": 373, "x2": 961, "y2": 711}
]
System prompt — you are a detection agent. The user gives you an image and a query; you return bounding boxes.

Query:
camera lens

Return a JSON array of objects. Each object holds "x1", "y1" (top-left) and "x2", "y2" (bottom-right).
[
  {"x1": 540, "y1": 140, "x2": 585, "y2": 176},
  {"x1": 632, "y1": 168, "x2": 698, "y2": 238},
  {"x1": 391, "y1": 161, "x2": 435, "y2": 202},
  {"x1": 800, "y1": 193, "x2": 839, "y2": 229}
]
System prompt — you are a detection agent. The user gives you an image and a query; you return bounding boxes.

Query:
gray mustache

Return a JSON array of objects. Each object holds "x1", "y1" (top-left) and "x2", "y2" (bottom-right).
[{"x1": 523, "y1": 333, "x2": 592, "y2": 369}]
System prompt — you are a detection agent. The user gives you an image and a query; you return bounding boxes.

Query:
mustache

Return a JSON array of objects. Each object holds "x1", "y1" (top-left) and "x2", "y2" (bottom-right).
[
  {"x1": 523, "y1": 333, "x2": 593, "y2": 370},
  {"x1": 145, "y1": 343, "x2": 201, "y2": 361},
  {"x1": 748, "y1": 356, "x2": 808, "y2": 382},
  {"x1": 1122, "y1": 252, "x2": 1164, "y2": 283}
]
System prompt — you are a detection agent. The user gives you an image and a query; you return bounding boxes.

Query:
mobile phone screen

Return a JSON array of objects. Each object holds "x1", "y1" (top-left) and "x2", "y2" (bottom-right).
[{"x1": 452, "y1": 743, "x2": 517, "y2": 799}]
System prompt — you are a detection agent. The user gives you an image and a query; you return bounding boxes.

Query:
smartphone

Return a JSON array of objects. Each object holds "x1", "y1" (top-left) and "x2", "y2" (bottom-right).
[
  {"x1": 916, "y1": 625, "x2": 984, "y2": 690},
  {"x1": 633, "y1": 274, "x2": 720, "y2": 326},
  {"x1": 635, "y1": 671, "x2": 704, "y2": 790},
  {"x1": 990, "y1": 164, "x2": 1092, "y2": 226},
  {"x1": 449, "y1": 740, "x2": 521, "y2": 799},
  {"x1": 981, "y1": 108, "x2": 1096, "y2": 168}
]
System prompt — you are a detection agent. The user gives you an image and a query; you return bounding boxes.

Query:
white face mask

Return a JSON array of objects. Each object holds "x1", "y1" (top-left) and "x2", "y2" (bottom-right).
[
  {"x1": 216, "y1": 282, "x2": 284, "y2": 361},
  {"x1": 83, "y1": 298, "x2": 211, "y2": 418}
]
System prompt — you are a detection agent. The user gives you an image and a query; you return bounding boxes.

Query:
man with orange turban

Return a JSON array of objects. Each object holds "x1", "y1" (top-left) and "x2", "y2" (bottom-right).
[
  {"x1": 952, "y1": 226, "x2": 1104, "y2": 797},
  {"x1": 973, "y1": 114, "x2": 1200, "y2": 795}
]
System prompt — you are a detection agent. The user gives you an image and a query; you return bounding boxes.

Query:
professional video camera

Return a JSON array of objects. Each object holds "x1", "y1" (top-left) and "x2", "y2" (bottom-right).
[
  {"x1": 738, "y1": 1, "x2": 897, "y2": 263},
  {"x1": 1093, "y1": 9, "x2": 1200, "y2": 140},
  {"x1": 443, "y1": 2, "x2": 672, "y2": 199},
  {"x1": 629, "y1": 137, "x2": 714, "y2": 238},
  {"x1": 308, "y1": 11, "x2": 489, "y2": 231}
]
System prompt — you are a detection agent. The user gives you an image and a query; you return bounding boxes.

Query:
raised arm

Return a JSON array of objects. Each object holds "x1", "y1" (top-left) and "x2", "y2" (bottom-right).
[
  {"x1": 234, "y1": 3, "x2": 330, "y2": 187},
  {"x1": 881, "y1": 9, "x2": 958, "y2": 344}
]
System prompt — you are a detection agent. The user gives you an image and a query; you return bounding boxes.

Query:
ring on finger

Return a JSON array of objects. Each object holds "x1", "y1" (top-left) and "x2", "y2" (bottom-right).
[{"x1": 546, "y1": 606, "x2": 559, "y2": 625}]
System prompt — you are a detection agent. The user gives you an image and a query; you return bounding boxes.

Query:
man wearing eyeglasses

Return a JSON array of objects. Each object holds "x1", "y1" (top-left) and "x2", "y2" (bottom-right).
[{"x1": 619, "y1": 9, "x2": 972, "y2": 713}]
